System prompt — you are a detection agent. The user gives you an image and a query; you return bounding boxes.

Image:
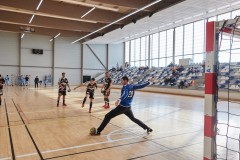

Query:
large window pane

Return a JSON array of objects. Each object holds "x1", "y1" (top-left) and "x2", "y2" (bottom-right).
[
  {"x1": 194, "y1": 20, "x2": 204, "y2": 53},
  {"x1": 167, "y1": 29, "x2": 173, "y2": 58},
  {"x1": 140, "y1": 37, "x2": 146, "y2": 61},
  {"x1": 159, "y1": 31, "x2": 166, "y2": 58},
  {"x1": 232, "y1": 9, "x2": 240, "y2": 19},
  {"x1": 175, "y1": 26, "x2": 183, "y2": 57},
  {"x1": 218, "y1": 12, "x2": 231, "y2": 21},
  {"x1": 175, "y1": 56, "x2": 182, "y2": 65},
  {"x1": 208, "y1": 16, "x2": 216, "y2": 22},
  {"x1": 184, "y1": 23, "x2": 193, "y2": 56},
  {"x1": 130, "y1": 40, "x2": 135, "y2": 62},
  {"x1": 125, "y1": 41, "x2": 130, "y2": 63},
  {"x1": 151, "y1": 59, "x2": 158, "y2": 67},
  {"x1": 135, "y1": 38, "x2": 140, "y2": 61},
  {"x1": 151, "y1": 33, "x2": 159, "y2": 59},
  {"x1": 194, "y1": 53, "x2": 203, "y2": 63},
  {"x1": 231, "y1": 49, "x2": 240, "y2": 63},
  {"x1": 219, "y1": 51, "x2": 230, "y2": 63},
  {"x1": 167, "y1": 57, "x2": 173, "y2": 66},
  {"x1": 159, "y1": 58, "x2": 166, "y2": 67}
]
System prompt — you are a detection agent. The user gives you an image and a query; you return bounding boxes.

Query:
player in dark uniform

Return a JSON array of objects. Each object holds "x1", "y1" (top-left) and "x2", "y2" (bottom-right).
[
  {"x1": 74, "y1": 78, "x2": 97, "y2": 113},
  {"x1": 57, "y1": 72, "x2": 71, "y2": 107},
  {"x1": 0, "y1": 74, "x2": 5, "y2": 106},
  {"x1": 101, "y1": 72, "x2": 112, "y2": 109}
]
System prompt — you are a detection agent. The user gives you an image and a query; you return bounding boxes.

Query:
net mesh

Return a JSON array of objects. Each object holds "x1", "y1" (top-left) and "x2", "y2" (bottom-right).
[{"x1": 216, "y1": 17, "x2": 240, "y2": 160}]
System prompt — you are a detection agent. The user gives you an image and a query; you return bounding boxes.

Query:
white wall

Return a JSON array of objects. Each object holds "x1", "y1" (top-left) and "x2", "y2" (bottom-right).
[
  {"x1": 0, "y1": 32, "x2": 19, "y2": 66},
  {"x1": 0, "y1": 31, "x2": 125, "y2": 86},
  {"x1": 54, "y1": 37, "x2": 81, "y2": 85},
  {"x1": 108, "y1": 43, "x2": 124, "y2": 69}
]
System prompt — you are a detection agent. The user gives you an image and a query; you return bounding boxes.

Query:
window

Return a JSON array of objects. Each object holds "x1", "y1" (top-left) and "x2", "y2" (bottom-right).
[
  {"x1": 135, "y1": 38, "x2": 140, "y2": 61},
  {"x1": 159, "y1": 58, "x2": 166, "y2": 67},
  {"x1": 159, "y1": 31, "x2": 166, "y2": 67},
  {"x1": 167, "y1": 29, "x2": 173, "y2": 58},
  {"x1": 184, "y1": 23, "x2": 193, "y2": 57},
  {"x1": 151, "y1": 33, "x2": 159, "y2": 59},
  {"x1": 194, "y1": 20, "x2": 204, "y2": 53},
  {"x1": 130, "y1": 40, "x2": 135, "y2": 65},
  {"x1": 175, "y1": 26, "x2": 183, "y2": 57},
  {"x1": 218, "y1": 12, "x2": 231, "y2": 21},
  {"x1": 208, "y1": 16, "x2": 216, "y2": 22},
  {"x1": 159, "y1": 31, "x2": 166, "y2": 58},
  {"x1": 125, "y1": 41, "x2": 130, "y2": 63}
]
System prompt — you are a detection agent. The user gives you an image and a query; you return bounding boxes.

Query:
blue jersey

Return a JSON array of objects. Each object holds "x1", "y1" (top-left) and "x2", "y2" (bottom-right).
[{"x1": 119, "y1": 82, "x2": 150, "y2": 107}]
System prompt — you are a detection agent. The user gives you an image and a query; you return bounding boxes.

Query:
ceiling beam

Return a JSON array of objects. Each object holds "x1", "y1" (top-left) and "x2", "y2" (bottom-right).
[
  {"x1": 51, "y1": 0, "x2": 119, "y2": 12},
  {"x1": 0, "y1": 22, "x2": 89, "y2": 37},
  {"x1": 92, "y1": 0, "x2": 153, "y2": 9},
  {"x1": 0, "y1": 10, "x2": 112, "y2": 32},
  {"x1": 0, "y1": 0, "x2": 126, "y2": 24}
]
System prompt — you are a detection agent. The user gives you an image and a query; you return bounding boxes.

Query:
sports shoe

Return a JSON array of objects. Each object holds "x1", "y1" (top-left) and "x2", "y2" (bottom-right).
[
  {"x1": 89, "y1": 110, "x2": 91, "y2": 113},
  {"x1": 147, "y1": 128, "x2": 153, "y2": 134},
  {"x1": 102, "y1": 105, "x2": 106, "y2": 108},
  {"x1": 82, "y1": 104, "x2": 85, "y2": 108},
  {"x1": 63, "y1": 103, "x2": 67, "y2": 106},
  {"x1": 104, "y1": 105, "x2": 110, "y2": 109}
]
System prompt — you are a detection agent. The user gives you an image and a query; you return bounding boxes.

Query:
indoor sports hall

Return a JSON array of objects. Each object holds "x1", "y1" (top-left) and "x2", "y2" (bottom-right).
[{"x1": 0, "y1": 0, "x2": 240, "y2": 160}]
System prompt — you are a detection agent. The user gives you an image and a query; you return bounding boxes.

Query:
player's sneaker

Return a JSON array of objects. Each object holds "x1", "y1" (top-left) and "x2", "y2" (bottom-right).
[
  {"x1": 147, "y1": 128, "x2": 153, "y2": 134},
  {"x1": 63, "y1": 103, "x2": 67, "y2": 106},
  {"x1": 81, "y1": 104, "x2": 85, "y2": 108},
  {"x1": 102, "y1": 105, "x2": 106, "y2": 108},
  {"x1": 89, "y1": 109, "x2": 91, "y2": 113},
  {"x1": 104, "y1": 105, "x2": 110, "y2": 109}
]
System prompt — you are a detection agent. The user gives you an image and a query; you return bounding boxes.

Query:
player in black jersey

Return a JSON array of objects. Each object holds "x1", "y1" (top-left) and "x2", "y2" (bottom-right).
[
  {"x1": 74, "y1": 78, "x2": 97, "y2": 113},
  {"x1": 101, "y1": 72, "x2": 112, "y2": 109},
  {"x1": 0, "y1": 74, "x2": 5, "y2": 106},
  {"x1": 57, "y1": 72, "x2": 71, "y2": 107}
]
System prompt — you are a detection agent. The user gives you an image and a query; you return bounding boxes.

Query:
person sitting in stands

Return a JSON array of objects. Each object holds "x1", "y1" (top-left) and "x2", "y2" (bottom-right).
[{"x1": 178, "y1": 80, "x2": 185, "y2": 89}]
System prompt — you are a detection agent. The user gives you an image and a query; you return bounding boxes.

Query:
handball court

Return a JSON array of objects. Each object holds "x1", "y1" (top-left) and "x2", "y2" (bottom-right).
[{"x1": 1, "y1": 86, "x2": 236, "y2": 160}]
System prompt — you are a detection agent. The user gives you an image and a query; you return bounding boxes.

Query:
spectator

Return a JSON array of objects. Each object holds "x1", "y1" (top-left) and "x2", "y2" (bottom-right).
[
  {"x1": 5, "y1": 75, "x2": 10, "y2": 86},
  {"x1": 202, "y1": 60, "x2": 205, "y2": 73},
  {"x1": 178, "y1": 80, "x2": 184, "y2": 89},
  {"x1": 34, "y1": 76, "x2": 39, "y2": 88},
  {"x1": 44, "y1": 75, "x2": 47, "y2": 87}
]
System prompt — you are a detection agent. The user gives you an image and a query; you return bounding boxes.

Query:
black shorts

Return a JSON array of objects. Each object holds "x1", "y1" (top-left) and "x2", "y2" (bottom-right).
[
  {"x1": 102, "y1": 90, "x2": 110, "y2": 96},
  {"x1": 59, "y1": 90, "x2": 66, "y2": 96},
  {"x1": 86, "y1": 91, "x2": 94, "y2": 99}
]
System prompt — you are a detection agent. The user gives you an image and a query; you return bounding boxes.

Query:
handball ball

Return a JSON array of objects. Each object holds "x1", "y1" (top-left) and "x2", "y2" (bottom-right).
[{"x1": 68, "y1": 89, "x2": 71, "y2": 92}]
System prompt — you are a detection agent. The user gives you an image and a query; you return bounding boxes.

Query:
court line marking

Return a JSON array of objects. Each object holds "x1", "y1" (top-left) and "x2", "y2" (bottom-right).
[{"x1": 0, "y1": 129, "x2": 202, "y2": 160}]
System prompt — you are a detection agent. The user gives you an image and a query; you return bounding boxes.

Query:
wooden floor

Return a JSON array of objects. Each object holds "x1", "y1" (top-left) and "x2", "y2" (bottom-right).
[{"x1": 0, "y1": 85, "x2": 237, "y2": 160}]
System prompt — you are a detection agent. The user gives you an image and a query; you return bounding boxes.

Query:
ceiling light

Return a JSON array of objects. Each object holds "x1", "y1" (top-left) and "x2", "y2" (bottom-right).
[
  {"x1": 72, "y1": 0, "x2": 162, "y2": 44},
  {"x1": 81, "y1": 7, "x2": 95, "y2": 18},
  {"x1": 36, "y1": 0, "x2": 44, "y2": 10},
  {"x1": 21, "y1": 33, "x2": 25, "y2": 39},
  {"x1": 29, "y1": 15, "x2": 35, "y2": 23},
  {"x1": 54, "y1": 33, "x2": 61, "y2": 38}
]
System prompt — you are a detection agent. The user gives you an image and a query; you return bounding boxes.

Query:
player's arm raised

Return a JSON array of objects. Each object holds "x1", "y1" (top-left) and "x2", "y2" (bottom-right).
[{"x1": 132, "y1": 78, "x2": 154, "y2": 90}]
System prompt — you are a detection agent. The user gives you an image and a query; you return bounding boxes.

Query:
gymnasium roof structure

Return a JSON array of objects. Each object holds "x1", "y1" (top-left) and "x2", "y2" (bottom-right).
[{"x1": 0, "y1": 0, "x2": 184, "y2": 42}]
